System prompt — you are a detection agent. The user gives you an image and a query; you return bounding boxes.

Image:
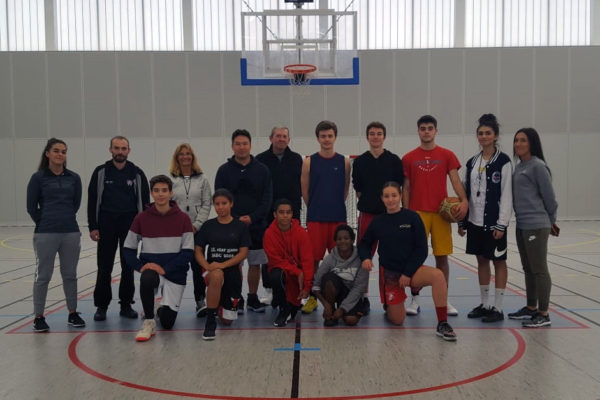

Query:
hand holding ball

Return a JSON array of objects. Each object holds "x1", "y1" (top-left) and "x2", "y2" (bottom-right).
[{"x1": 439, "y1": 197, "x2": 462, "y2": 223}]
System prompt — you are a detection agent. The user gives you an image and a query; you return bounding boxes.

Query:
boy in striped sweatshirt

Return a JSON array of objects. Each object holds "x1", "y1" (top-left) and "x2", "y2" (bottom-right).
[{"x1": 123, "y1": 175, "x2": 194, "y2": 342}]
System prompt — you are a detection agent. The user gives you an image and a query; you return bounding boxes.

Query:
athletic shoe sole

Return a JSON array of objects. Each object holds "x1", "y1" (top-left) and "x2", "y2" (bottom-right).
[
  {"x1": 135, "y1": 333, "x2": 155, "y2": 342},
  {"x1": 202, "y1": 334, "x2": 216, "y2": 340},
  {"x1": 32, "y1": 327, "x2": 49, "y2": 333},
  {"x1": 482, "y1": 313, "x2": 504, "y2": 323},
  {"x1": 508, "y1": 315, "x2": 535, "y2": 320},
  {"x1": 523, "y1": 321, "x2": 551, "y2": 328},
  {"x1": 436, "y1": 331, "x2": 457, "y2": 341},
  {"x1": 68, "y1": 322, "x2": 86, "y2": 328}
]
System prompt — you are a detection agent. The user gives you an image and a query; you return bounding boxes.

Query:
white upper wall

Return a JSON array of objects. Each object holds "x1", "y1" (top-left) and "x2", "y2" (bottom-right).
[{"x1": 0, "y1": 47, "x2": 599, "y2": 225}]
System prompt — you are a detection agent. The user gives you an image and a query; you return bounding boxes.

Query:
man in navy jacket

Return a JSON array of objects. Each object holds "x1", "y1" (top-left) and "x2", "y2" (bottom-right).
[{"x1": 215, "y1": 129, "x2": 273, "y2": 312}]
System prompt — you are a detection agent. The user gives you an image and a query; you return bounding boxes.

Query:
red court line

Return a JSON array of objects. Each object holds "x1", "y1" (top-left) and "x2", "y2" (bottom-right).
[
  {"x1": 5, "y1": 278, "x2": 119, "y2": 334},
  {"x1": 450, "y1": 256, "x2": 589, "y2": 329},
  {"x1": 68, "y1": 328, "x2": 527, "y2": 399},
  {"x1": 5, "y1": 325, "x2": 520, "y2": 334}
]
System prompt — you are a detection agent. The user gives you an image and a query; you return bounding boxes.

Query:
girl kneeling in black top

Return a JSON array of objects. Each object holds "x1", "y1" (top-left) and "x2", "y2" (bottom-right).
[
  {"x1": 359, "y1": 181, "x2": 456, "y2": 341},
  {"x1": 195, "y1": 189, "x2": 250, "y2": 340}
]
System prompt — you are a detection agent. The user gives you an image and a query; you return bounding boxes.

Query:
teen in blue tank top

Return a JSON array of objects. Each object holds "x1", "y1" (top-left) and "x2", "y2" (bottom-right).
[{"x1": 307, "y1": 152, "x2": 346, "y2": 222}]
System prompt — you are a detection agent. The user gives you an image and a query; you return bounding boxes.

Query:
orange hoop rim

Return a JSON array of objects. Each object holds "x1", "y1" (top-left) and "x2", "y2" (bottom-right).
[{"x1": 283, "y1": 63, "x2": 317, "y2": 74}]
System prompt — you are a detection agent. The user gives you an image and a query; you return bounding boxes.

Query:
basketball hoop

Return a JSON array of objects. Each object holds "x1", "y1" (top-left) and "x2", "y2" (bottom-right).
[{"x1": 284, "y1": 64, "x2": 317, "y2": 86}]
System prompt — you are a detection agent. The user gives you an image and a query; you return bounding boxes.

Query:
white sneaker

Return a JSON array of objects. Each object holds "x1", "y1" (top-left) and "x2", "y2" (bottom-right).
[
  {"x1": 135, "y1": 319, "x2": 156, "y2": 342},
  {"x1": 406, "y1": 296, "x2": 420, "y2": 315},
  {"x1": 447, "y1": 302, "x2": 459, "y2": 316},
  {"x1": 259, "y1": 288, "x2": 273, "y2": 305}
]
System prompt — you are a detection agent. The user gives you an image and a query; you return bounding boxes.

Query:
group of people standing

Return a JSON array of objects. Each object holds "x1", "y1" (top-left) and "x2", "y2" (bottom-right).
[{"x1": 26, "y1": 113, "x2": 558, "y2": 343}]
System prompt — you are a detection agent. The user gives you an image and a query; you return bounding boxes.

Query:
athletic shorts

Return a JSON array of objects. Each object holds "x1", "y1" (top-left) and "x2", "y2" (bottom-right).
[
  {"x1": 380, "y1": 268, "x2": 409, "y2": 306},
  {"x1": 307, "y1": 221, "x2": 344, "y2": 261},
  {"x1": 357, "y1": 212, "x2": 378, "y2": 257},
  {"x1": 247, "y1": 249, "x2": 268, "y2": 265},
  {"x1": 203, "y1": 265, "x2": 242, "y2": 319},
  {"x1": 465, "y1": 223, "x2": 508, "y2": 261},
  {"x1": 416, "y1": 211, "x2": 453, "y2": 256},
  {"x1": 320, "y1": 272, "x2": 364, "y2": 317},
  {"x1": 157, "y1": 276, "x2": 186, "y2": 312}
]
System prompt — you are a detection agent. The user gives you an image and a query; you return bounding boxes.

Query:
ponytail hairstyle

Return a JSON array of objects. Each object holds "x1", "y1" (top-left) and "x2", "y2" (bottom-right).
[
  {"x1": 381, "y1": 180, "x2": 402, "y2": 195},
  {"x1": 38, "y1": 138, "x2": 67, "y2": 171}
]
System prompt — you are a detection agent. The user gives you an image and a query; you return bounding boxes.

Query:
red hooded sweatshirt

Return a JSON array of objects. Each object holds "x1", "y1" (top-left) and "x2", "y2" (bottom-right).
[{"x1": 263, "y1": 219, "x2": 314, "y2": 306}]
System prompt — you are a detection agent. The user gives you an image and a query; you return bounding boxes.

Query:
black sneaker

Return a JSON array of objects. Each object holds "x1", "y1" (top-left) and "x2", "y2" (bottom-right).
[
  {"x1": 361, "y1": 297, "x2": 371, "y2": 316},
  {"x1": 196, "y1": 298, "x2": 207, "y2": 318},
  {"x1": 237, "y1": 297, "x2": 245, "y2": 315},
  {"x1": 33, "y1": 316, "x2": 49, "y2": 332},
  {"x1": 482, "y1": 307, "x2": 504, "y2": 323},
  {"x1": 274, "y1": 305, "x2": 291, "y2": 328},
  {"x1": 522, "y1": 313, "x2": 551, "y2": 328},
  {"x1": 287, "y1": 306, "x2": 299, "y2": 323},
  {"x1": 467, "y1": 304, "x2": 490, "y2": 319},
  {"x1": 323, "y1": 318, "x2": 339, "y2": 327},
  {"x1": 508, "y1": 306, "x2": 538, "y2": 320},
  {"x1": 247, "y1": 294, "x2": 267, "y2": 313},
  {"x1": 203, "y1": 316, "x2": 217, "y2": 340},
  {"x1": 93, "y1": 307, "x2": 107, "y2": 321},
  {"x1": 68, "y1": 312, "x2": 86, "y2": 328},
  {"x1": 120, "y1": 304, "x2": 139, "y2": 319},
  {"x1": 436, "y1": 321, "x2": 457, "y2": 341}
]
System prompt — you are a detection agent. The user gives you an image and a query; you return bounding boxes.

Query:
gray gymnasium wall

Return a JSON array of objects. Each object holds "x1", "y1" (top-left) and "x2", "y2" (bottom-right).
[{"x1": 0, "y1": 47, "x2": 599, "y2": 225}]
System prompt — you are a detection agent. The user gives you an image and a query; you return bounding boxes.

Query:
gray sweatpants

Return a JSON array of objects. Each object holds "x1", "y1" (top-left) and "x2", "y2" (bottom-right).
[
  {"x1": 515, "y1": 228, "x2": 552, "y2": 312},
  {"x1": 33, "y1": 232, "x2": 81, "y2": 316}
]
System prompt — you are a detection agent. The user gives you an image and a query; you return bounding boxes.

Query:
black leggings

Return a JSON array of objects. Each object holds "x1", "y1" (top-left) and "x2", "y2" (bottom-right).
[
  {"x1": 190, "y1": 258, "x2": 207, "y2": 301},
  {"x1": 261, "y1": 264, "x2": 272, "y2": 289},
  {"x1": 269, "y1": 268, "x2": 286, "y2": 307},
  {"x1": 139, "y1": 269, "x2": 178, "y2": 329}
]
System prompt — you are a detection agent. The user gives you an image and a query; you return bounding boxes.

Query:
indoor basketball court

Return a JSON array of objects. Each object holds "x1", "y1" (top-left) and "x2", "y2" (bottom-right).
[
  {"x1": 0, "y1": 0, "x2": 599, "y2": 399},
  {"x1": 1, "y1": 223, "x2": 599, "y2": 399}
]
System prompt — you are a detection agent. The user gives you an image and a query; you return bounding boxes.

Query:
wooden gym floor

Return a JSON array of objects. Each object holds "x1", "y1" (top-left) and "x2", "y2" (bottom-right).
[{"x1": 0, "y1": 222, "x2": 598, "y2": 399}]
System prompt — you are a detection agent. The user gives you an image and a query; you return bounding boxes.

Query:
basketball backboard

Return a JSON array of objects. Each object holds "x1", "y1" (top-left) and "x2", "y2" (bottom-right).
[{"x1": 240, "y1": 6, "x2": 359, "y2": 85}]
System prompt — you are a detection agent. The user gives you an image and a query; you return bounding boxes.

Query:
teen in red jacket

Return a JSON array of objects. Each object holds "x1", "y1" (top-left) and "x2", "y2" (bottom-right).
[{"x1": 263, "y1": 199, "x2": 314, "y2": 327}]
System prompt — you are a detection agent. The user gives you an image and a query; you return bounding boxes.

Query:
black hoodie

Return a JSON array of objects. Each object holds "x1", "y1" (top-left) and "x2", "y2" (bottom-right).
[{"x1": 214, "y1": 156, "x2": 272, "y2": 248}]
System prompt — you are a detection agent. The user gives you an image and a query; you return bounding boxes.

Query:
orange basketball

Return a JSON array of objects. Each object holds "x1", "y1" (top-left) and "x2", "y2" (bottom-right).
[{"x1": 439, "y1": 197, "x2": 461, "y2": 223}]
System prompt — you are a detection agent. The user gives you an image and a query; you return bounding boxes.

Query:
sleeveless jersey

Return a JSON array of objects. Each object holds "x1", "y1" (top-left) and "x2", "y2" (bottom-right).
[{"x1": 307, "y1": 153, "x2": 346, "y2": 222}]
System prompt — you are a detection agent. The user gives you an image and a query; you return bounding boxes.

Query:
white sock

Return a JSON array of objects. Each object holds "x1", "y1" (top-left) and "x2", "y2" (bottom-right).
[
  {"x1": 480, "y1": 285, "x2": 490, "y2": 307},
  {"x1": 494, "y1": 288, "x2": 505, "y2": 311}
]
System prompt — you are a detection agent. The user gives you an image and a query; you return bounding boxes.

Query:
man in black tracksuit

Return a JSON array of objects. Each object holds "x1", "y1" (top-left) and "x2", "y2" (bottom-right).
[
  {"x1": 215, "y1": 129, "x2": 272, "y2": 312},
  {"x1": 256, "y1": 126, "x2": 303, "y2": 222},
  {"x1": 88, "y1": 136, "x2": 150, "y2": 321}
]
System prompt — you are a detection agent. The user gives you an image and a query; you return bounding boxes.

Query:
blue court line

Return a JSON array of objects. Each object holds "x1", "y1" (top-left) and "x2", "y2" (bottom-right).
[{"x1": 274, "y1": 343, "x2": 320, "y2": 352}]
